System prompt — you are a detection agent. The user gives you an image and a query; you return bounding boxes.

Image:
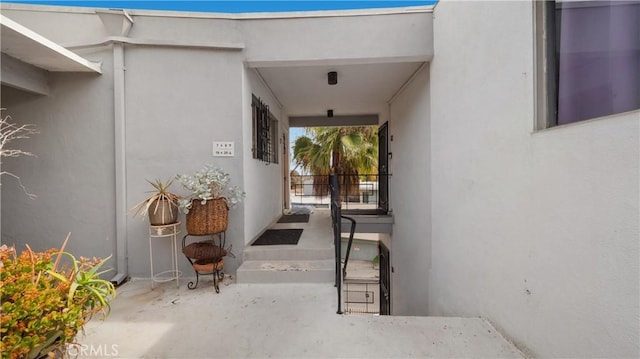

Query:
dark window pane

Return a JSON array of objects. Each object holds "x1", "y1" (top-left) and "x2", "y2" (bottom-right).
[{"x1": 556, "y1": 1, "x2": 640, "y2": 125}]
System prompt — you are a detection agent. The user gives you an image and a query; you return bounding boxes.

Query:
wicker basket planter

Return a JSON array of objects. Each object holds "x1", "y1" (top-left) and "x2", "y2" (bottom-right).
[
  {"x1": 182, "y1": 241, "x2": 227, "y2": 261},
  {"x1": 185, "y1": 198, "x2": 228, "y2": 235},
  {"x1": 181, "y1": 240, "x2": 227, "y2": 291},
  {"x1": 192, "y1": 259, "x2": 224, "y2": 273}
]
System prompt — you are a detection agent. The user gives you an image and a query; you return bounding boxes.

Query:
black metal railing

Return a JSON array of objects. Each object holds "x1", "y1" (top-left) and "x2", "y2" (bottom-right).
[
  {"x1": 379, "y1": 241, "x2": 391, "y2": 315},
  {"x1": 330, "y1": 174, "x2": 342, "y2": 314},
  {"x1": 330, "y1": 174, "x2": 357, "y2": 314},
  {"x1": 291, "y1": 174, "x2": 384, "y2": 210}
]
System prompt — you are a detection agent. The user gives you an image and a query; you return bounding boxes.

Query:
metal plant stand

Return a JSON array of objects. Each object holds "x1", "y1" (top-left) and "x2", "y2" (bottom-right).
[
  {"x1": 149, "y1": 222, "x2": 181, "y2": 289},
  {"x1": 181, "y1": 232, "x2": 226, "y2": 293}
]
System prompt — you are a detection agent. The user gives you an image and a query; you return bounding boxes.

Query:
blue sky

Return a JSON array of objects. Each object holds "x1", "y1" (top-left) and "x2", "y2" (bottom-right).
[
  {"x1": 289, "y1": 127, "x2": 304, "y2": 171},
  {"x1": 2, "y1": 1, "x2": 437, "y2": 13}
]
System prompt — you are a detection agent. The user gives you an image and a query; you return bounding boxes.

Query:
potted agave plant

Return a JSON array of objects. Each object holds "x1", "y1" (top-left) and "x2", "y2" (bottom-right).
[
  {"x1": 130, "y1": 179, "x2": 181, "y2": 225},
  {"x1": 177, "y1": 165, "x2": 245, "y2": 235}
]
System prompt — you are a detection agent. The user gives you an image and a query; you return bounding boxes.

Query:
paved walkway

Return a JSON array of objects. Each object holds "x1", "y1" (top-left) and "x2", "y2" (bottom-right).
[{"x1": 79, "y1": 279, "x2": 524, "y2": 358}]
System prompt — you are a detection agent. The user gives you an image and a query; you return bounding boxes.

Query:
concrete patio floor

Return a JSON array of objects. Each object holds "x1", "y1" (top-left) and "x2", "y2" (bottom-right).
[{"x1": 79, "y1": 279, "x2": 525, "y2": 358}]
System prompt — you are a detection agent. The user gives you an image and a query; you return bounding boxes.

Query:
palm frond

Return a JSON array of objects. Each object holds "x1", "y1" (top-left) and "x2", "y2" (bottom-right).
[{"x1": 291, "y1": 125, "x2": 379, "y2": 198}]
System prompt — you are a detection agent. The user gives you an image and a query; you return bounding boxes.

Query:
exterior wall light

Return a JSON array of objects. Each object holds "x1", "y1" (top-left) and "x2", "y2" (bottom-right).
[{"x1": 328, "y1": 71, "x2": 338, "y2": 85}]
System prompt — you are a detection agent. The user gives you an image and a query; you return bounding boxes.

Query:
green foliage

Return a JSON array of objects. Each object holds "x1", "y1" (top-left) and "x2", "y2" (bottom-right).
[
  {"x1": 0, "y1": 239, "x2": 116, "y2": 359},
  {"x1": 292, "y1": 126, "x2": 378, "y2": 197}
]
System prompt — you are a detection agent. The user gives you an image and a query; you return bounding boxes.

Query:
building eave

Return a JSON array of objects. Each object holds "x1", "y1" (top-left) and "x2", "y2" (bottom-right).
[
  {"x1": 0, "y1": 2, "x2": 433, "y2": 20},
  {"x1": 0, "y1": 14, "x2": 102, "y2": 73}
]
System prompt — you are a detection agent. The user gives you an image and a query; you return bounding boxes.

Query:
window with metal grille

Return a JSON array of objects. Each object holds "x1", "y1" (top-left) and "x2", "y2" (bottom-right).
[{"x1": 252, "y1": 94, "x2": 278, "y2": 164}]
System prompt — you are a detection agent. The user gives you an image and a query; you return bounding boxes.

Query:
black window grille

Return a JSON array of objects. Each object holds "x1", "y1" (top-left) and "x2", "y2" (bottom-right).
[{"x1": 252, "y1": 95, "x2": 278, "y2": 164}]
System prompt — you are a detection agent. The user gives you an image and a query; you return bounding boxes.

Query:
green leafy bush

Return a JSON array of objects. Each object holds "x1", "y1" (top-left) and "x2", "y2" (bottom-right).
[{"x1": 0, "y1": 238, "x2": 116, "y2": 359}]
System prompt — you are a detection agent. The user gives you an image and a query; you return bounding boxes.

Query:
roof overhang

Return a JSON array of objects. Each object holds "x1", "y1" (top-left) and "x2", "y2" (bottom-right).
[{"x1": 0, "y1": 14, "x2": 101, "y2": 73}]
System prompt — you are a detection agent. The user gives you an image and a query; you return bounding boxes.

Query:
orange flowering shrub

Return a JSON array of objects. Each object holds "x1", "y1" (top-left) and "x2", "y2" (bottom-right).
[{"x1": 0, "y1": 243, "x2": 116, "y2": 359}]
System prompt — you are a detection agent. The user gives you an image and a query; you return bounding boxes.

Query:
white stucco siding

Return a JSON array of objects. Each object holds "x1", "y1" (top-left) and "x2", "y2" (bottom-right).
[
  {"x1": 124, "y1": 46, "x2": 246, "y2": 276},
  {"x1": 388, "y1": 63, "x2": 431, "y2": 316},
  {"x1": 242, "y1": 67, "x2": 284, "y2": 245},
  {"x1": 428, "y1": 1, "x2": 639, "y2": 357},
  {"x1": 0, "y1": 48, "x2": 117, "y2": 263},
  {"x1": 0, "y1": 8, "x2": 109, "y2": 45},
  {"x1": 127, "y1": 16, "x2": 242, "y2": 45},
  {"x1": 1, "y1": 8, "x2": 250, "y2": 277},
  {"x1": 242, "y1": 12, "x2": 433, "y2": 65}
]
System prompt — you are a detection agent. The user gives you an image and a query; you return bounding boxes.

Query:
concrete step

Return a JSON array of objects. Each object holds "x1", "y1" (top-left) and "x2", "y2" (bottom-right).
[
  {"x1": 340, "y1": 214, "x2": 393, "y2": 233},
  {"x1": 236, "y1": 259, "x2": 335, "y2": 283},
  {"x1": 343, "y1": 259, "x2": 379, "y2": 283},
  {"x1": 243, "y1": 245, "x2": 334, "y2": 261}
]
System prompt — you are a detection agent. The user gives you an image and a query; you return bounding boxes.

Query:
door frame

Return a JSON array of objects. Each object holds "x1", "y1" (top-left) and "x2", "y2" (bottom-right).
[
  {"x1": 377, "y1": 121, "x2": 389, "y2": 214},
  {"x1": 282, "y1": 130, "x2": 290, "y2": 210}
]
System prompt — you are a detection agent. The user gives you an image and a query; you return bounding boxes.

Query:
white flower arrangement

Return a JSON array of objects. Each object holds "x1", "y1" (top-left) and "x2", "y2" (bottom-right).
[{"x1": 176, "y1": 164, "x2": 245, "y2": 214}]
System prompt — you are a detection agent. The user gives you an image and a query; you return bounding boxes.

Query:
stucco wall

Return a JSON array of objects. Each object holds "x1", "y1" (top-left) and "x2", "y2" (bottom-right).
[
  {"x1": 428, "y1": 1, "x2": 639, "y2": 357},
  {"x1": 126, "y1": 15, "x2": 242, "y2": 46},
  {"x1": 1, "y1": 5, "x2": 437, "y2": 281},
  {"x1": 242, "y1": 67, "x2": 285, "y2": 245},
  {"x1": 124, "y1": 45, "x2": 246, "y2": 276},
  {"x1": 388, "y1": 64, "x2": 431, "y2": 316},
  {"x1": 0, "y1": 10, "x2": 249, "y2": 277},
  {"x1": 242, "y1": 12, "x2": 433, "y2": 65},
  {"x1": 0, "y1": 7, "x2": 109, "y2": 45},
  {"x1": 3, "y1": 4, "x2": 433, "y2": 67},
  {"x1": 1, "y1": 48, "x2": 117, "y2": 265}
]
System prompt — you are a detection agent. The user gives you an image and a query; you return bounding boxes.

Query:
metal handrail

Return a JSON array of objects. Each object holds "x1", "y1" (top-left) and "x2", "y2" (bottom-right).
[
  {"x1": 341, "y1": 215, "x2": 356, "y2": 277},
  {"x1": 329, "y1": 174, "x2": 342, "y2": 314},
  {"x1": 330, "y1": 174, "x2": 358, "y2": 314}
]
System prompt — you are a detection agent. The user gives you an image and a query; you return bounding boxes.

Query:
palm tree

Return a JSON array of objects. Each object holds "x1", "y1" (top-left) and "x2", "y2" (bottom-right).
[{"x1": 292, "y1": 126, "x2": 378, "y2": 198}]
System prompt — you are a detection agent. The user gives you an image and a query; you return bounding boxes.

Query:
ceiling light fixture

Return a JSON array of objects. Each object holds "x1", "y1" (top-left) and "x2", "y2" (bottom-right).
[{"x1": 328, "y1": 71, "x2": 337, "y2": 85}]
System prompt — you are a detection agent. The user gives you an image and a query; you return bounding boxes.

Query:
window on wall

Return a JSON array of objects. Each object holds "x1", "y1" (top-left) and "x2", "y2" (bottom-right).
[
  {"x1": 252, "y1": 94, "x2": 278, "y2": 164},
  {"x1": 536, "y1": 0, "x2": 640, "y2": 128}
]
